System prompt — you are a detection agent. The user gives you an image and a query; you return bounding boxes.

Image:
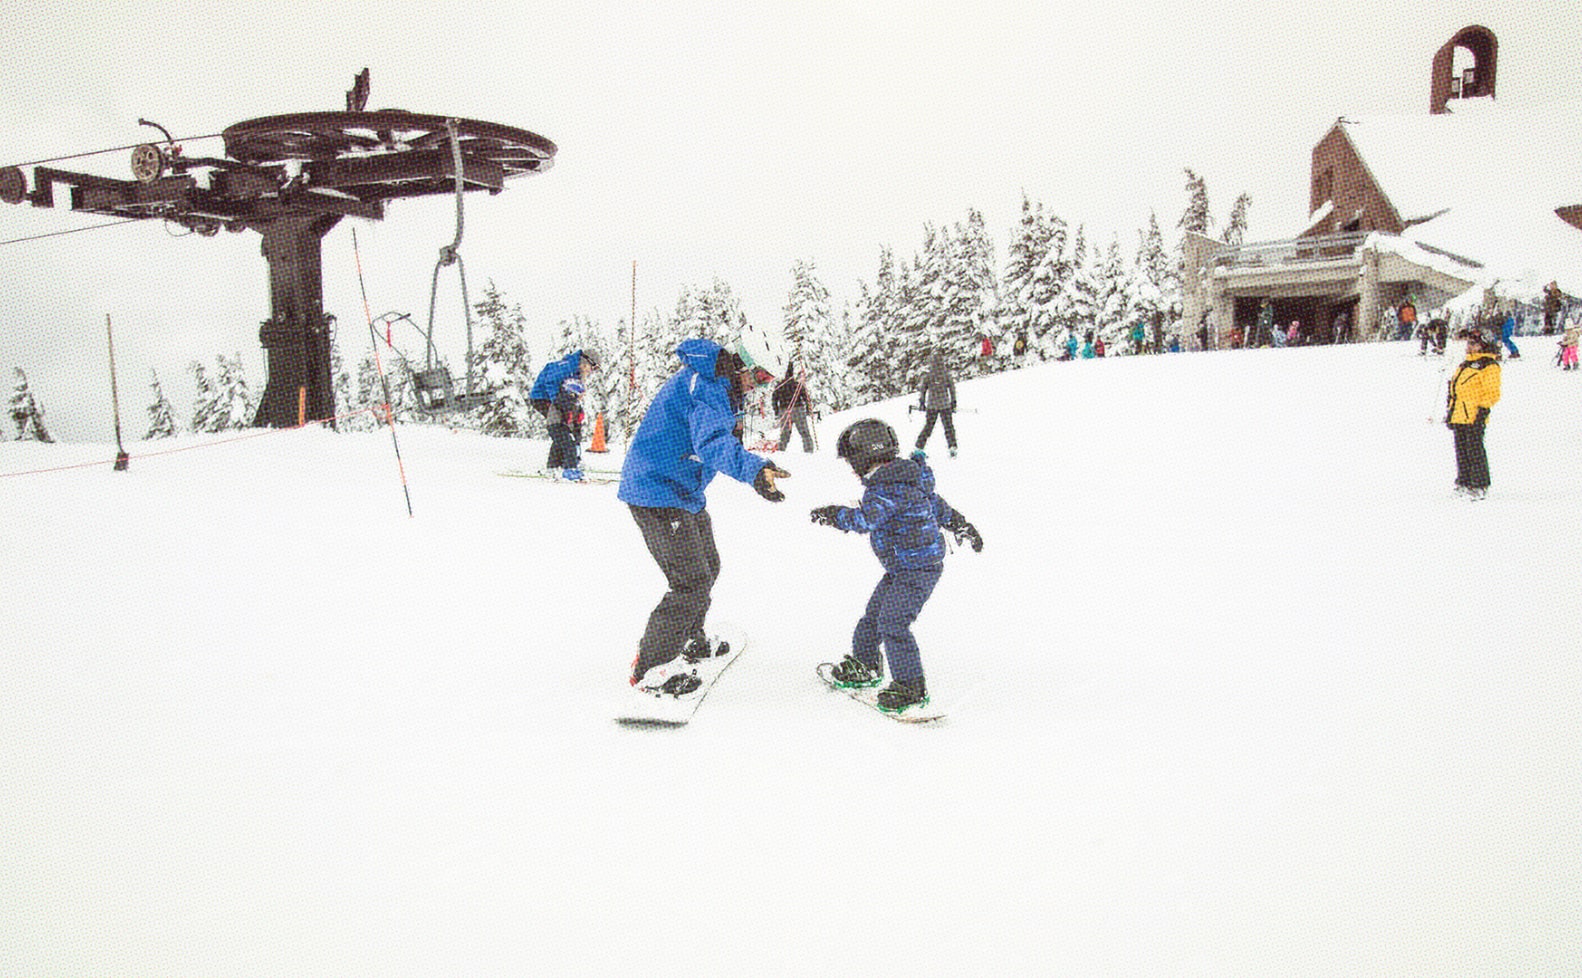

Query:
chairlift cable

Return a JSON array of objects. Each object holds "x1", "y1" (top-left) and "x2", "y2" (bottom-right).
[
  {"x1": 3, "y1": 132, "x2": 226, "y2": 171},
  {"x1": 0, "y1": 217, "x2": 144, "y2": 246}
]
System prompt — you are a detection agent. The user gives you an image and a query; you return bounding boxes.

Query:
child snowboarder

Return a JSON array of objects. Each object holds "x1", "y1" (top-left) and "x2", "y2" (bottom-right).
[{"x1": 809, "y1": 419, "x2": 982, "y2": 714}]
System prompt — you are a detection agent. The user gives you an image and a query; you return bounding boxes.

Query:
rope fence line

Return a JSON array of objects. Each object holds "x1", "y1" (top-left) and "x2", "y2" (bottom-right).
[{"x1": 0, "y1": 405, "x2": 385, "y2": 481}]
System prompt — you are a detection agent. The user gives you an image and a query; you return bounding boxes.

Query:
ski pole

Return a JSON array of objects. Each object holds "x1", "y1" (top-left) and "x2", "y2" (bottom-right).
[{"x1": 352, "y1": 227, "x2": 415, "y2": 517}]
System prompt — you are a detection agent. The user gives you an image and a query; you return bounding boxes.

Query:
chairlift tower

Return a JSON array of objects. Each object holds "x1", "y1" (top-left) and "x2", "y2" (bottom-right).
[{"x1": 0, "y1": 71, "x2": 556, "y2": 427}]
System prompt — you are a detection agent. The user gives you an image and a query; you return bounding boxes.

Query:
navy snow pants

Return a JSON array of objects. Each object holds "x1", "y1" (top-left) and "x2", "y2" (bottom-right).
[{"x1": 852, "y1": 566, "x2": 942, "y2": 683}]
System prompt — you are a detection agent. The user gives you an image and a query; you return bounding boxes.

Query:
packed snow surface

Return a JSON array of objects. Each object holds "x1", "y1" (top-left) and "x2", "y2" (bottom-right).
[{"x1": 3, "y1": 342, "x2": 1578, "y2": 976}]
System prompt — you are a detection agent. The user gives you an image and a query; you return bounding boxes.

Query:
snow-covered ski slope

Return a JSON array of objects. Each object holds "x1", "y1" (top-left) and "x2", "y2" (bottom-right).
[{"x1": 4, "y1": 341, "x2": 1578, "y2": 977}]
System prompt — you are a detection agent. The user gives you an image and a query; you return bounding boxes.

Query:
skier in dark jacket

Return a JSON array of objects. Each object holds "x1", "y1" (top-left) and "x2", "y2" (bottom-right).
[
  {"x1": 618, "y1": 330, "x2": 789, "y2": 695},
  {"x1": 914, "y1": 351, "x2": 958, "y2": 457},
  {"x1": 530, "y1": 350, "x2": 598, "y2": 479},
  {"x1": 810, "y1": 419, "x2": 982, "y2": 714},
  {"x1": 771, "y1": 361, "x2": 815, "y2": 453}
]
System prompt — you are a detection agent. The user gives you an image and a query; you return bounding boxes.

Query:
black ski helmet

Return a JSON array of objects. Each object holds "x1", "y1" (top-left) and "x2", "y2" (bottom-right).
[
  {"x1": 836, "y1": 418, "x2": 899, "y2": 472},
  {"x1": 1462, "y1": 322, "x2": 1499, "y2": 350}
]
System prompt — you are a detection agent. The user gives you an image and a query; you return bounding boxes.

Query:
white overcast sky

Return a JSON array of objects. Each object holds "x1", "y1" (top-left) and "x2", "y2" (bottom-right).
[{"x1": 2, "y1": 0, "x2": 1579, "y2": 440}]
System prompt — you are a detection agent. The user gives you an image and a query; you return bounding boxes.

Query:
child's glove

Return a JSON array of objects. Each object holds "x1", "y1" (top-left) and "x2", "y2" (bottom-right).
[
  {"x1": 810, "y1": 504, "x2": 843, "y2": 527},
  {"x1": 753, "y1": 463, "x2": 790, "y2": 502},
  {"x1": 942, "y1": 511, "x2": 983, "y2": 552}
]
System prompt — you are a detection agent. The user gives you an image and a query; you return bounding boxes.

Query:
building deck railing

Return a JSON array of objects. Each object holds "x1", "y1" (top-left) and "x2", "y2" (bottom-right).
[{"x1": 1214, "y1": 231, "x2": 1370, "y2": 269}]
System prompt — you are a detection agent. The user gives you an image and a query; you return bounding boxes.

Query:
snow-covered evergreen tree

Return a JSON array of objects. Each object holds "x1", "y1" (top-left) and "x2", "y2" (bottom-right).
[
  {"x1": 781, "y1": 259, "x2": 830, "y2": 371},
  {"x1": 605, "y1": 317, "x2": 640, "y2": 443},
  {"x1": 782, "y1": 259, "x2": 844, "y2": 411},
  {"x1": 885, "y1": 224, "x2": 952, "y2": 393},
  {"x1": 187, "y1": 355, "x2": 249, "y2": 432},
  {"x1": 9, "y1": 368, "x2": 53, "y2": 442},
  {"x1": 1001, "y1": 197, "x2": 1079, "y2": 361},
  {"x1": 940, "y1": 209, "x2": 999, "y2": 378},
  {"x1": 1131, "y1": 209, "x2": 1183, "y2": 345},
  {"x1": 1221, "y1": 192, "x2": 1251, "y2": 247},
  {"x1": 468, "y1": 281, "x2": 538, "y2": 438},
  {"x1": 1179, "y1": 168, "x2": 1211, "y2": 237},
  {"x1": 188, "y1": 360, "x2": 218, "y2": 433},
  {"x1": 634, "y1": 304, "x2": 680, "y2": 414},
  {"x1": 340, "y1": 349, "x2": 384, "y2": 432},
  {"x1": 212, "y1": 354, "x2": 254, "y2": 430},
  {"x1": 1090, "y1": 236, "x2": 1135, "y2": 344},
  {"x1": 1068, "y1": 224, "x2": 1099, "y2": 334},
  {"x1": 999, "y1": 194, "x2": 1045, "y2": 355},
  {"x1": 849, "y1": 246, "x2": 900, "y2": 405},
  {"x1": 330, "y1": 330, "x2": 355, "y2": 430},
  {"x1": 818, "y1": 301, "x2": 856, "y2": 412},
  {"x1": 144, "y1": 368, "x2": 179, "y2": 439}
]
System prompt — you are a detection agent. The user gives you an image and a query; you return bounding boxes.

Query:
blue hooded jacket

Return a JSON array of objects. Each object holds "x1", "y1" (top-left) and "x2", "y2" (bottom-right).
[
  {"x1": 833, "y1": 456, "x2": 957, "y2": 571},
  {"x1": 530, "y1": 350, "x2": 589, "y2": 402},
  {"x1": 618, "y1": 339, "x2": 769, "y2": 513}
]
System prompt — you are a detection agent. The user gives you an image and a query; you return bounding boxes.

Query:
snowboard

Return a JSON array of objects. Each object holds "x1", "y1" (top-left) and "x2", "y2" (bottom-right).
[
  {"x1": 816, "y1": 662, "x2": 946, "y2": 723},
  {"x1": 616, "y1": 625, "x2": 748, "y2": 727}
]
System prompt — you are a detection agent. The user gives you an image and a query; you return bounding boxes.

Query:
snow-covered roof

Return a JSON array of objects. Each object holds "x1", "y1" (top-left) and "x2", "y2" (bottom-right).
[{"x1": 1331, "y1": 97, "x2": 1582, "y2": 297}]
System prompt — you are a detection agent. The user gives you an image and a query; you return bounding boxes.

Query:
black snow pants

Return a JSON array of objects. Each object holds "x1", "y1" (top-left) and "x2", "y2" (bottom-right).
[
  {"x1": 1451, "y1": 423, "x2": 1491, "y2": 490},
  {"x1": 629, "y1": 504, "x2": 720, "y2": 681},
  {"x1": 915, "y1": 409, "x2": 956, "y2": 451}
]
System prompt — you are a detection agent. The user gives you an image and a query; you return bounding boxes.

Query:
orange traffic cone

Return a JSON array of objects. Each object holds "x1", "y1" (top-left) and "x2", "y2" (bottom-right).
[{"x1": 588, "y1": 412, "x2": 609, "y2": 453}]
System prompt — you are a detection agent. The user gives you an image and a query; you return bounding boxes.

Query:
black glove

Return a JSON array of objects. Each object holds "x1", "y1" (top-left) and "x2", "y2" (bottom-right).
[
  {"x1": 753, "y1": 463, "x2": 789, "y2": 502},
  {"x1": 810, "y1": 504, "x2": 843, "y2": 527},
  {"x1": 942, "y1": 510, "x2": 983, "y2": 552}
]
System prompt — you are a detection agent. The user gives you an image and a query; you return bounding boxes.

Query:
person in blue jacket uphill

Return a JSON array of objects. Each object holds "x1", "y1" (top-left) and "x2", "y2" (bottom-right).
[
  {"x1": 618, "y1": 328, "x2": 790, "y2": 695},
  {"x1": 530, "y1": 350, "x2": 599, "y2": 479},
  {"x1": 809, "y1": 419, "x2": 983, "y2": 714}
]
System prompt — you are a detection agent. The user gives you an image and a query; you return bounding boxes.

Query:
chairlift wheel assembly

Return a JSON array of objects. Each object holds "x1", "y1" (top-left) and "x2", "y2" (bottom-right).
[
  {"x1": 222, "y1": 111, "x2": 555, "y2": 193},
  {"x1": 0, "y1": 165, "x2": 25, "y2": 205},
  {"x1": 130, "y1": 143, "x2": 165, "y2": 183}
]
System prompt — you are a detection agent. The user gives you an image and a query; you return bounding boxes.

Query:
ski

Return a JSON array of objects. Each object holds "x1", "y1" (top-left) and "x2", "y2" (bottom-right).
[
  {"x1": 816, "y1": 662, "x2": 946, "y2": 723},
  {"x1": 617, "y1": 625, "x2": 748, "y2": 727},
  {"x1": 498, "y1": 469, "x2": 619, "y2": 485}
]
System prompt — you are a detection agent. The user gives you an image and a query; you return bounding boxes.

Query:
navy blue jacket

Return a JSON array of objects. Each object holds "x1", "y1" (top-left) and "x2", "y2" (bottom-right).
[
  {"x1": 833, "y1": 456, "x2": 958, "y2": 571},
  {"x1": 618, "y1": 339, "x2": 769, "y2": 513}
]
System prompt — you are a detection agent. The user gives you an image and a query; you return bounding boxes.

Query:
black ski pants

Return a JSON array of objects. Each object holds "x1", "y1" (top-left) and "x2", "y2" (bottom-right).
[
  {"x1": 1451, "y1": 423, "x2": 1491, "y2": 490},
  {"x1": 546, "y1": 423, "x2": 580, "y2": 470},
  {"x1": 915, "y1": 409, "x2": 956, "y2": 451},
  {"x1": 629, "y1": 504, "x2": 720, "y2": 680},
  {"x1": 777, "y1": 404, "x2": 814, "y2": 452}
]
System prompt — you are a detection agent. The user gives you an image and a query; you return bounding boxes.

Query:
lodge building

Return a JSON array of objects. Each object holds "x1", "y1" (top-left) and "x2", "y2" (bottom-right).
[{"x1": 1182, "y1": 25, "x2": 1582, "y2": 348}]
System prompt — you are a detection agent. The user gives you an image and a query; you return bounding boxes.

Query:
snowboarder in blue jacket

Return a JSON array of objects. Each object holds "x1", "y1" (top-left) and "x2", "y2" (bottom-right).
[
  {"x1": 618, "y1": 330, "x2": 790, "y2": 694},
  {"x1": 809, "y1": 418, "x2": 982, "y2": 714}
]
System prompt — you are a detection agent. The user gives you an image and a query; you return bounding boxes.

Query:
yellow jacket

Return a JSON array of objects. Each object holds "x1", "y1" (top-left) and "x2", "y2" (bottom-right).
[{"x1": 1446, "y1": 353, "x2": 1501, "y2": 425}]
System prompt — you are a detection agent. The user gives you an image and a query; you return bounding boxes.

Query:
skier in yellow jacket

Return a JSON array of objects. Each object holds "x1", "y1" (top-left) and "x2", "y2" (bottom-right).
[{"x1": 1445, "y1": 324, "x2": 1503, "y2": 500}]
